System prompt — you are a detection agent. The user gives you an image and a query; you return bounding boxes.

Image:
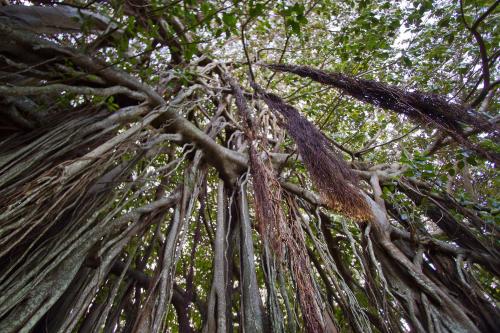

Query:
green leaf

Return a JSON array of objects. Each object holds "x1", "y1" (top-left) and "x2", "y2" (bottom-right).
[
  {"x1": 286, "y1": 18, "x2": 301, "y2": 35},
  {"x1": 184, "y1": 43, "x2": 198, "y2": 61},
  {"x1": 438, "y1": 17, "x2": 450, "y2": 28},
  {"x1": 466, "y1": 156, "x2": 477, "y2": 166},
  {"x1": 249, "y1": 3, "x2": 265, "y2": 18},
  {"x1": 201, "y1": 2, "x2": 212, "y2": 15},
  {"x1": 402, "y1": 56, "x2": 412, "y2": 67},
  {"x1": 222, "y1": 13, "x2": 237, "y2": 30}
]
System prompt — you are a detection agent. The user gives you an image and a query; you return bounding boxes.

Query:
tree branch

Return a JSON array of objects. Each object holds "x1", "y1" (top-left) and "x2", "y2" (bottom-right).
[{"x1": 0, "y1": 84, "x2": 146, "y2": 100}]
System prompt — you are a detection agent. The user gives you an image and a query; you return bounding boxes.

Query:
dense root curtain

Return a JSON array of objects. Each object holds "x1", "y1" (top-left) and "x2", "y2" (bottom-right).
[
  {"x1": 252, "y1": 82, "x2": 372, "y2": 221},
  {"x1": 229, "y1": 78, "x2": 327, "y2": 332},
  {"x1": 263, "y1": 63, "x2": 499, "y2": 163}
]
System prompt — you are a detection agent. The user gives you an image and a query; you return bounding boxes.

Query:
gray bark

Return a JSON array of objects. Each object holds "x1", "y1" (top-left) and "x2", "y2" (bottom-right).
[{"x1": 238, "y1": 183, "x2": 264, "y2": 333}]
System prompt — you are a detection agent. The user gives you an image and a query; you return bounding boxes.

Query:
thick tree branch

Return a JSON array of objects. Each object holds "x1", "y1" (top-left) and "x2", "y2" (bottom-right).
[{"x1": 0, "y1": 84, "x2": 146, "y2": 100}]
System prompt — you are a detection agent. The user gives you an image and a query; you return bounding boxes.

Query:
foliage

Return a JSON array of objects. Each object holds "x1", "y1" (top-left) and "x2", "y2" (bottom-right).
[{"x1": 0, "y1": 0, "x2": 498, "y2": 332}]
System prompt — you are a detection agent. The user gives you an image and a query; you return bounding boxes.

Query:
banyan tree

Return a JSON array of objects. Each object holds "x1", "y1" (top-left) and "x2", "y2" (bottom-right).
[{"x1": 0, "y1": 0, "x2": 499, "y2": 332}]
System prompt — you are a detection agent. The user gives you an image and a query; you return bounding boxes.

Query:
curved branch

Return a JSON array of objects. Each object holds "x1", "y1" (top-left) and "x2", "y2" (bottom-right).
[
  {"x1": 460, "y1": 0, "x2": 498, "y2": 107},
  {"x1": 0, "y1": 84, "x2": 146, "y2": 100}
]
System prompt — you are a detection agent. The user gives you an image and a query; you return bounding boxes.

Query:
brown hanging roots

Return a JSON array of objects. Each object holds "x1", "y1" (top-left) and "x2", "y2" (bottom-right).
[
  {"x1": 263, "y1": 63, "x2": 500, "y2": 164},
  {"x1": 252, "y1": 83, "x2": 372, "y2": 221},
  {"x1": 229, "y1": 78, "x2": 325, "y2": 331},
  {"x1": 250, "y1": 139, "x2": 326, "y2": 333},
  {"x1": 226, "y1": 75, "x2": 286, "y2": 255},
  {"x1": 285, "y1": 195, "x2": 325, "y2": 333},
  {"x1": 248, "y1": 145, "x2": 286, "y2": 255},
  {"x1": 264, "y1": 63, "x2": 495, "y2": 132}
]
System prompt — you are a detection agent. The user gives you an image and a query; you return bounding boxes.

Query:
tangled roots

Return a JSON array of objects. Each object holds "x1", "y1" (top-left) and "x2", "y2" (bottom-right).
[{"x1": 230, "y1": 78, "x2": 326, "y2": 331}]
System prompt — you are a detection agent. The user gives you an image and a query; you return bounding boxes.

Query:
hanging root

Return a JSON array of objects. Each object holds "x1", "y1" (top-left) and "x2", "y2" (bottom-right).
[
  {"x1": 263, "y1": 63, "x2": 500, "y2": 164},
  {"x1": 230, "y1": 78, "x2": 325, "y2": 331},
  {"x1": 286, "y1": 195, "x2": 326, "y2": 332},
  {"x1": 227, "y1": 76, "x2": 285, "y2": 253},
  {"x1": 227, "y1": 76, "x2": 283, "y2": 236},
  {"x1": 248, "y1": 145, "x2": 287, "y2": 256},
  {"x1": 264, "y1": 63, "x2": 495, "y2": 132},
  {"x1": 249, "y1": 127, "x2": 326, "y2": 333},
  {"x1": 252, "y1": 83, "x2": 372, "y2": 221}
]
